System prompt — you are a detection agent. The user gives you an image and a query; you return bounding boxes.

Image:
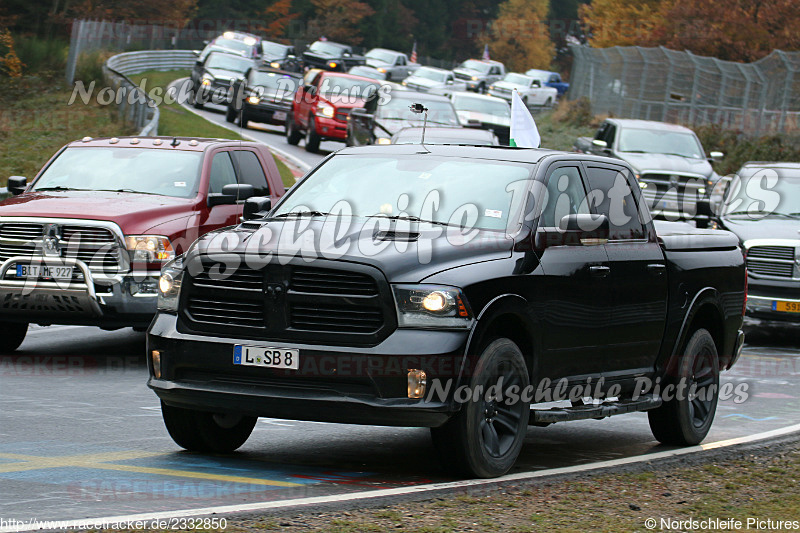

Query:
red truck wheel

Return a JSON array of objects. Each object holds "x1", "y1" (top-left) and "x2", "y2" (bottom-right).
[
  {"x1": 0, "y1": 322, "x2": 27, "y2": 353},
  {"x1": 305, "y1": 116, "x2": 321, "y2": 153}
]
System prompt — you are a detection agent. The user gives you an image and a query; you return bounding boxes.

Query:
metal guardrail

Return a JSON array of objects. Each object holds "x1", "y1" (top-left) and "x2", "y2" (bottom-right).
[{"x1": 103, "y1": 50, "x2": 197, "y2": 136}]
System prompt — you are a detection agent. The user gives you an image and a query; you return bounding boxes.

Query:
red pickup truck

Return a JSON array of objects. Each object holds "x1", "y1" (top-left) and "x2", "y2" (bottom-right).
[
  {"x1": 0, "y1": 136, "x2": 286, "y2": 351},
  {"x1": 285, "y1": 70, "x2": 380, "y2": 153}
]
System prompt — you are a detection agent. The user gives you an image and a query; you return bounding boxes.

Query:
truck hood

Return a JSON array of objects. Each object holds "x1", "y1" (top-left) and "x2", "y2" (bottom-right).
[
  {"x1": 492, "y1": 80, "x2": 526, "y2": 91},
  {"x1": 721, "y1": 216, "x2": 800, "y2": 243},
  {"x1": 365, "y1": 58, "x2": 391, "y2": 68},
  {"x1": 620, "y1": 152, "x2": 713, "y2": 177},
  {"x1": 0, "y1": 191, "x2": 195, "y2": 235},
  {"x1": 404, "y1": 77, "x2": 442, "y2": 89},
  {"x1": 205, "y1": 67, "x2": 245, "y2": 83},
  {"x1": 196, "y1": 219, "x2": 513, "y2": 283},
  {"x1": 453, "y1": 67, "x2": 482, "y2": 78}
]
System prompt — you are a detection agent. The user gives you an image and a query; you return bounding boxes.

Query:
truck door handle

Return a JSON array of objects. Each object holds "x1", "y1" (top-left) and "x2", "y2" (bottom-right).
[
  {"x1": 589, "y1": 265, "x2": 611, "y2": 277},
  {"x1": 647, "y1": 263, "x2": 666, "y2": 275}
]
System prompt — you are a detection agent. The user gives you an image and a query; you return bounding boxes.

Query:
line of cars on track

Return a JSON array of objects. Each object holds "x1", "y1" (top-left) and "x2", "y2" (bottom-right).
[{"x1": 189, "y1": 32, "x2": 568, "y2": 153}]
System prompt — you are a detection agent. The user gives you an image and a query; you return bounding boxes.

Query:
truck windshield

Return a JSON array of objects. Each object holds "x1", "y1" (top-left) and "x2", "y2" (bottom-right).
[
  {"x1": 414, "y1": 68, "x2": 447, "y2": 82},
  {"x1": 273, "y1": 155, "x2": 532, "y2": 231},
  {"x1": 452, "y1": 94, "x2": 510, "y2": 117},
  {"x1": 261, "y1": 42, "x2": 288, "y2": 58},
  {"x1": 724, "y1": 170, "x2": 800, "y2": 217},
  {"x1": 32, "y1": 147, "x2": 202, "y2": 198},
  {"x1": 503, "y1": 73, "x2": 533, "y2": 86},
  {"x1": 205, "y1": 53, "x2": 252, "y2": 73},
  {"x1": 460, "y1": 60, "x2": 491, "y2": 74},
  {"x1": 617, "y1": 129, "x2": 704, "y2": 158},
  {"x1": 309, "y1": 41, "x2": 346, "y2": 56},
  {"x1": 377, "y1": 97, "x2": 460, "y2": 126},
  {"x1": 366, "y1": 49, "x2": 396, "y2": 64}
]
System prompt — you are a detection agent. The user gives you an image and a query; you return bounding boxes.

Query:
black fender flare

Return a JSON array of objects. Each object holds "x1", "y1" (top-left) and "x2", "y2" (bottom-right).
[
  {"x1": 458, "y1": 294, "x2": 537, "y2": 382},
  {"x1": 662, "y1": 286, "x2": 725, "y2": 376}
]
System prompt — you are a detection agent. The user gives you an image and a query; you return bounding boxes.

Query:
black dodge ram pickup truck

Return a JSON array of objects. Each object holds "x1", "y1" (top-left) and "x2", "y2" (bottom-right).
[{"x1": 147, "y1": 145, "x2": 746, "y2": 478}]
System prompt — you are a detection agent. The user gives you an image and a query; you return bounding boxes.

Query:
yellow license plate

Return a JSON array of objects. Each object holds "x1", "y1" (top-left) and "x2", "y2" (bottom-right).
[{"x1": 773, "y1": 301, "x2": 800, "y2": 313}]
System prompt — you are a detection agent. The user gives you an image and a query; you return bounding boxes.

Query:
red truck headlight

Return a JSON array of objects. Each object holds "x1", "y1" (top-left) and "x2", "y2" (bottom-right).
[{"x1": 125, "y1": 235, "x2": 175, "y2": 263}]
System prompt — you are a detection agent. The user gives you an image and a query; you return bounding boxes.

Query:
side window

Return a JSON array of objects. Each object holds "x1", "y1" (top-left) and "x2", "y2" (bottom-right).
[
  {"x1": 602, "y1": 124, "x2": 616, "y2": 147},
  {"x1": 583, "y1": 165, "x2": 646, "y2": 240},
  {"x1": 540, "y1": 166, "x2": 589, "y2": 228},
  {"x1": 233, "y1": 150, "x2": 270, "y2": 196},
  {"x1": 397, "y1": 56, "x2": 406, "y2": 66},
  {"x1": 532, "y1": 79, "x2": 541, "y2": 88},
  {"x1": 208, "y1": 152, "x2": 237, "y2": 195}
]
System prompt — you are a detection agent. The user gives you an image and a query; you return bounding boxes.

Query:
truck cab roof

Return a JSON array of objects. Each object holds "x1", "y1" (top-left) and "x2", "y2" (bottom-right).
[{"x1": 67, "y1": 136, "x2": 262, "y2": 152}]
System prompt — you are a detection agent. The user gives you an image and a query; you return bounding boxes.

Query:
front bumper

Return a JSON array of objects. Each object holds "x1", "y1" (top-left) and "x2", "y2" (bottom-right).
[
  {"x1": 0, "y1": 258, "x2": 158, "y2": 327},
  {"x1": 314, "y1": 116, "x2": 348, "y2": 140},
  {"x1": 745, "y1": 294, "x2": 800, "y2": 325},
  {"x1": 147, "y1": 312, "x2": 469, "y2": 427},
  {"x1": 243, "y1": 102, "x2": 290, "y2": 125},
  {"x1": 487, "y1": 89, "x2": 511, "y2": 102}
]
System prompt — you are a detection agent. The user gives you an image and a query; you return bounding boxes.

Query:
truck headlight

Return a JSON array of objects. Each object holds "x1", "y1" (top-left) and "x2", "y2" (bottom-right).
[
  {"x1": 157, "y1": 256, "x2": 184, "y2": 312},
  {"x1": 471, "y1": 76, "x2": 478, "y2": 81},
  {"x1": 201, "y1": 75, "x2": 213, "y2": 86},
  {"x1": 376, "y1": 137, "x2": 391, "y2": 145},
  {"x1": 270, "y1": 61, "x2": 281, "y2": 69},
  {"x1": 328, "y1": 61, "x2": 338, "y2": 69},
  {"x1": 247, "y1": 95, "x2": 260, "y2": 104},
  {"x1": 125, "y1": 235, "x2": 175, "y2": 263},
  {"x1": 392, "y1": 285, "x2": 473, "y2": 329},
  {"x1": 316, "y1": 102, "x2": 335, "y2": 118}
]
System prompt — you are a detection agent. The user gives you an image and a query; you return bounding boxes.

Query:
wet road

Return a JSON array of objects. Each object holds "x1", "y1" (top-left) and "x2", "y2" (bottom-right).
[{"x1": 1, "y1": 325, "x2": 798, "y2": 524}]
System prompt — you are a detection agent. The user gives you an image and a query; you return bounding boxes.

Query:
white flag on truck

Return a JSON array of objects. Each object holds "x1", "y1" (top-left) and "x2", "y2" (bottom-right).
[{"x1": 509, "y1": 90, "x2": 541, "y2": 148}]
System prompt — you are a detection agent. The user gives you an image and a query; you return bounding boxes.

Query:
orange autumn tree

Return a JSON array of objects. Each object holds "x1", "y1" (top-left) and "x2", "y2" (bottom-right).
[
  {"x1": 579, "y1": 0, "x2": 669, "y2": 49},
  {"x1": 307, "y1": 0, "x2": 374, "y2": 45},
  {"x1": 580, "y1": 0, "x2": 800, "y2": 62},
  {"x1": 658, "y1": 0, "x2": 800, "y2": 62},
  {"x1": 261, "y1": 0, "x2": 298, "y2": 39},
  {"x1": 487, "y1": 0, "x2": 554, "y2": 72},
  {"x1": 0, "y1": 29, "x2": 23, "y2": 77}
]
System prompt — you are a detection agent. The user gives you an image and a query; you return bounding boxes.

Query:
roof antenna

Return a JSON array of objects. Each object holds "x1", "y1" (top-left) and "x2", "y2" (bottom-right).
[
  {"x1": 170, "y1": 137, "x2": 180, "y2": 147},
  {"x1": 409, "y1": 103, "x2": 430, "y2": 153}
]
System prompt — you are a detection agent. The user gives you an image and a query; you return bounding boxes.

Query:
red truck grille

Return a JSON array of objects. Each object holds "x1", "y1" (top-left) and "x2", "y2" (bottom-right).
[{"x1": 0, "y1": 222, "x2": 122, "y2": 277}]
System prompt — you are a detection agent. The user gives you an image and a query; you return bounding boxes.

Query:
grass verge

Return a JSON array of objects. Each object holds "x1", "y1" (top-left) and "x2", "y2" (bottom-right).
[
  {"x1": 0, "y1": 77, "x2": 137, "y2": 187},
  {"x1": 212, "y1": 445, "x2": 799, "y2": 532},
  {"x1": 128, "y1": 70, "x2": 296, "y2": 189}
]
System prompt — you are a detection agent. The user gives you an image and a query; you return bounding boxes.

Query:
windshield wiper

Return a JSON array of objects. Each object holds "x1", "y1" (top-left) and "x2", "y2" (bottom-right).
[
  {"x1": 370, "y1": 214, "x2": 456, "y2": 227},
  {"x1": 272, "y1": 210, "x2": 333, "y2": 218},
  {"x1": 96, "y1": 188, "x2": 159, "y2": 195},
  {"x1": 33, "y1": 186, "x2": 87, "y2": 191},
  {"x1": 726, "y1": 211, "x2": 800, "y2": 219}
]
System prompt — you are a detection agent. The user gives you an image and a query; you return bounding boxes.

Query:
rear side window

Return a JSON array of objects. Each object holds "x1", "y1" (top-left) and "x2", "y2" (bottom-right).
[
  {"x1": 233, "y1": 151, "x2": 270, "y2": 196},
  {"x1": 583, "y1": 165, "x2": 646, "y2": 240},
  {"x1": 209, "y1": 152, "x2": 237, "y2": 194}
]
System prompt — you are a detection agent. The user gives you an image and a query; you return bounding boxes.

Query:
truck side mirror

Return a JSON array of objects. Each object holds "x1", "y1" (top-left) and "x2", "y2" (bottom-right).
[
  {"x1": 7, "y1": 176, "x2": 27, "y2": 195},
  {"x1": 592, "y1": 139, "x2": 608, "y2": 149},
  {"x1": 208, "y1": 184, "x2": 255, "y2": 207},
  {"x1": 695, "y1": 199, "x2": 713, "y2": 229},
  {"x1": 708, "y1": 151, "x2": 724, "y2": 164},
  {"x1": 243, "y1": 196, "x2": 272, "y2": 221}
]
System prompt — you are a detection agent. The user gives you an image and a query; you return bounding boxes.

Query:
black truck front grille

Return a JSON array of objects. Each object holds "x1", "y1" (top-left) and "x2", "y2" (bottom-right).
[{"x1": 179, "y1": 259, "x2": 394, "y2": 346}]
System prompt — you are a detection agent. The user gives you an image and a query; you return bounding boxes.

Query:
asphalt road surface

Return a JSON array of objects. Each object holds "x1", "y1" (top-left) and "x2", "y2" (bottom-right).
[{"x1": 1, "y1": 323, "x2": 799, "y2": 523}]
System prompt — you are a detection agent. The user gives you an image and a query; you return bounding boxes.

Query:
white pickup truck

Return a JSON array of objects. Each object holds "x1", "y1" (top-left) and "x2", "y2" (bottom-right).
[
  {"x1": 488, "y1": 72, "x2": 558, "y2": 107},
  {"x1": 364, "y1": 48, "x2": 420, "y2": 81}
]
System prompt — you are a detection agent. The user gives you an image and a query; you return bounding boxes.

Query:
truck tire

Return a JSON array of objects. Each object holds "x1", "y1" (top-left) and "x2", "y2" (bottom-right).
[
  {"x1": 430, "y1": 338, "x2": 530, "y2": 478},
  {"x1": 161, "y1": 401, "x2": 256, "y2": 453},
  {"x1": 286, "y1": 114, "x2": 302, "y2": 145},
  {"x1": 648, "y1": 328, "x2": 719, "y2": 446},
  {"x1": 225, "y1": 105, "x2": 236, "y2": 123},
  {"x1": 192, "y1": 90, "x2": 205, "y2": 110},
  {"x1": 545, "y1": 97, "x2": 553, "y2": 107},
  {"x1": 477, "y1": 82, "x2": 486, "y2": 94},
  {"x1": 305, "y1": 116, "x2": 321, "y2": 153},
  {"x1": 0, "y1": 322, "x2": 27, "y2": 352},
  {"x1": 239, "y1": 112, "x2": 249, "y2": 129}
]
